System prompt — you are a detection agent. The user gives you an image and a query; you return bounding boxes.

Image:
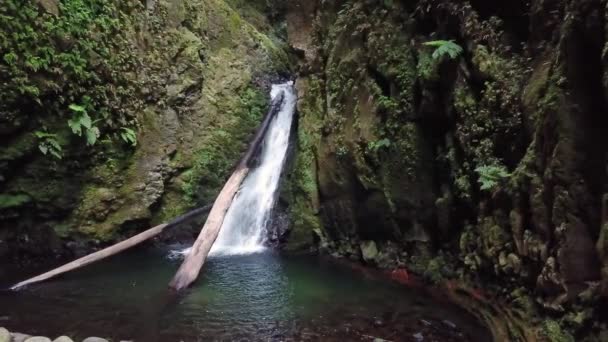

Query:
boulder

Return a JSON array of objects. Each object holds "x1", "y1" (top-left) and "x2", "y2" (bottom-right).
[
  {"x1": 82, "y1": 338, "x2": 109, "y2": 342},
  {"x1": 0, "y1": 328, "x2": 9, "y2": 342},
  {"x1": 52, "y1": 337, "x2": 73, "y2": 342},
  {"x1": 10, "y1": 333, "x2": 31, "y2": 342},
  {"x1": 24, "y1": 337, "x2": 51, "y2": 342}
]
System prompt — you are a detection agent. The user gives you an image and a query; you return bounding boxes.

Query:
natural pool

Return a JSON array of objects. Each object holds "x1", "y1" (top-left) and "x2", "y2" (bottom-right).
[{"x1": 0, "y1": 248, "x2": 491, "y2": 341}]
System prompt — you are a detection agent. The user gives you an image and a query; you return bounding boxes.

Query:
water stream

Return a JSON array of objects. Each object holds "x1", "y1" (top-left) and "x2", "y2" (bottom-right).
[
  {"x1": 175, "y1": 82, "x2": 297, "y2": 258},
  {"x1": 210, "y1": 82, "x2": 297, "y2": 255}
]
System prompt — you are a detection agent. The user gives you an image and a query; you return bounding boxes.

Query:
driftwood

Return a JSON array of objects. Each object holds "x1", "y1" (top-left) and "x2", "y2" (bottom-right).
[
  {"x1": 169, "y1": 92, "x2": 285, "y2": 291},
  {"x1": 10, "y1": 204, "x2": 212, "y2": 290}
]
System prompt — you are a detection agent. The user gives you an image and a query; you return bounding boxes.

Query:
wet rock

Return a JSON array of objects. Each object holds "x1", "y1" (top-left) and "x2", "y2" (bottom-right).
[
  {"x1": 373, "y1": 338, "x2": 390, "y2": 342},
  {"x1": 360, "y1": 240, "x2": 378, "y2": 263},
  {"x1": 10, "y1": 333, "x2": 31, "y2": 342},
  {"x1": 52, "y1": 337, "x2": 73, "y2": 342},
  {"x1": 24, "y1": 337, "x2": 51, "y2": 342},
  {"x1": 82, "y1": 338, "x2": 109, "y2": 342},
  {"x1": 0, "y1": 328, "x2": 9, "y2": 342}
]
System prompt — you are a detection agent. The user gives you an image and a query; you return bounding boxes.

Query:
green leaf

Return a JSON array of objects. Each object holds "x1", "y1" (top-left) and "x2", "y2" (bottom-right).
[
  {"x1": 68, "y1": 117, "x2": 82, "y2": 135},
  {"x1": 85, "y1": 127, "x2": 100, "y2": 146},
  {"x1": 69, "y1": 104, "x2": 86, "y2": 113},
  {"x1": 120, "y1": 127, "x2": 137, "y2": 146},
  {"x1": 3, "y1": 52, "x2": 17, "y2": 65},
  {"x1": 48, "y1": 138, "x2": 62, "y2": 151},
  {"x1": 39, "y1": 144, "x2": 48, "y2": 155},
  {"x1": 50, "y1": 150, "x2": 62, "y2": 159},
  {"x1": 475, "y1": 164, "x2": 511, "y2": 192},
  {"x1": 80, "y1": 112, "x2": 92, "y2": 129},
  {"x1": 424, "y1": 40, "x2": 463, "y2": 61}
]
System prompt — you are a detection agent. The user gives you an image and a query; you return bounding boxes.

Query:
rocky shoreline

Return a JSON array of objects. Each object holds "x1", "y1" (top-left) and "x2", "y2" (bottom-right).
[{"x1": 0, "y1": 328, "x2": 122, "y2": 342}]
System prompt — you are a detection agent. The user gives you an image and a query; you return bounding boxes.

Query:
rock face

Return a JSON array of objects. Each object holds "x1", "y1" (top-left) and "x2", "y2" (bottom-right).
[
  {"x1": 284, "y1": 0, "x2": 608, "y2": 339},
  {"x1": 0, "y1": 0, "x2": 289, "y2": 258}
]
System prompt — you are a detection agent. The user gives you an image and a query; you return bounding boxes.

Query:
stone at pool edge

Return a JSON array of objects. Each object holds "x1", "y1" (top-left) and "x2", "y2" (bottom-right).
[
  {"x1": 0, "y1": 327, "x2": 9, "y2": 342},
  {"x1": 52, "y1": 337, "x2": 74, "y2": 342},
  {"x1": 23, "y1": 337, "x2": 52, "y2": 342},
  {"x1": 82, "y1": 338, "x2": 109, "y2": 342},
  {"x1": 10, "y1": 333, "x2": 31, "y2": 342}
]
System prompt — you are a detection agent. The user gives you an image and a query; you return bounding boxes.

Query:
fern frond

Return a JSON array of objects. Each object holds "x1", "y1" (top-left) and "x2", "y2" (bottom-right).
[{"x1": 423, "y1": 40, "x2": 463, "y2": 60}]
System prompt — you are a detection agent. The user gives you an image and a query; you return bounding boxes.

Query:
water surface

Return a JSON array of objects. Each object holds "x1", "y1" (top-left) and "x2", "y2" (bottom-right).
[{"x1": 1, "y1": 249, "x2": 490, "y2": 341}]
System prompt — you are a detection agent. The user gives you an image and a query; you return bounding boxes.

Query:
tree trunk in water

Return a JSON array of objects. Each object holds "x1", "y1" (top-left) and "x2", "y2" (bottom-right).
[
  {"x1": 169, "y1": 92, "x2": 284, "y2": 291},
  {"x1": 10, "y1": 205, "x2": 212, "y2": 290}
]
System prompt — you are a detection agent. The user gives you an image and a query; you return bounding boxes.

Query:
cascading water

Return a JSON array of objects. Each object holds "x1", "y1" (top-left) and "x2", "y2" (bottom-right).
[
  {"x1": 173, "y1": 82, "x2": 296, "y2": 258},
  {"x1": 211, "y1": 82, "x2": 296, "y2": 255}
]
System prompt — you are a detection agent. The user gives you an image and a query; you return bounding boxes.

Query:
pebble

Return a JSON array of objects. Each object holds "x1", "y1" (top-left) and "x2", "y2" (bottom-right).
[
  {"x1": 82, "y1": 338, "x2": 109, "y2": 342},
  {"x1": 0, "y1": 328, "x2": 9, "y2": 342},
  {"x1": 24, "y1": 337, "x2": 52, "y2": 342},
  {"x1": 52, "y1": 337, "x2": 74, "y2": 342}
]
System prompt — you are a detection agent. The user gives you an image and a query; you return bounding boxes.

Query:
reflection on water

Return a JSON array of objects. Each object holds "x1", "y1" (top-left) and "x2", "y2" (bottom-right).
[{"x1": 0, "y1": 248, "x2": 491, "y2": 341}]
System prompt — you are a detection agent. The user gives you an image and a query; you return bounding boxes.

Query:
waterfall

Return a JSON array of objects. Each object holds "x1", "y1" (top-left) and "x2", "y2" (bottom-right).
[
  {"x1": 172, "y1": 82, "x2": 296, "y2": 258},
  {"x1": 210, "y1": 82, "x2": 296, "y2": 255}
]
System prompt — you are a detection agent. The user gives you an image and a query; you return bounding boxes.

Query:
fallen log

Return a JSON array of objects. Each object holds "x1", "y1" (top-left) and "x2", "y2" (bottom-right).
[
  {"x1": 169, "y1": 92, "x2": 285, "y2": 291},
  {"x1": 10, "y1": 204, "x2": 212, "y2": 290}
]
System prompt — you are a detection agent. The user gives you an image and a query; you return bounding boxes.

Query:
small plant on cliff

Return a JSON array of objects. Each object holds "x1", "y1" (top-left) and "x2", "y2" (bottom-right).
[
  {"x1": 367, "y1": 138, "x2": 392, "y2": 152},
  {"x1": 119, "y1": 127, "x2": 137, "y2": 147},
  {"x1": 68, "y1": 103, "x2": 100, "y2": 146},
  {"x1": 34, "y1": 131, "x2": 62, "y2": 159},
  {"x1": 423, "y1": 40, "x2": 463, "y2": 60},
  {"x1": 475, "y1": 164, "x2": 510, "y2": 191}
]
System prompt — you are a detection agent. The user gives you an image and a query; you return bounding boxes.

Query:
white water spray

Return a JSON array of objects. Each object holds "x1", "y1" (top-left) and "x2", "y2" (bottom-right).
[{"x1": 172, "y1": 82, "x2": 296, "y2": 258}]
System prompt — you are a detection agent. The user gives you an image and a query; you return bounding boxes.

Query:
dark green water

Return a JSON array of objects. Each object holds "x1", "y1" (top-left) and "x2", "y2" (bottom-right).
[{"x1": 0, "y1": 248, "x2": 491, "y2": 341}]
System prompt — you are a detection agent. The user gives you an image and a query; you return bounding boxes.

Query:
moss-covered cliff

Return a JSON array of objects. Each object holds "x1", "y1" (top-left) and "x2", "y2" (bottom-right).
[
  {"x1": 284, "y1": 0, "x2": 608, "y2": 340},
  {"x1": 0, "y1": 0, "x2": 289, "y2": 258}
]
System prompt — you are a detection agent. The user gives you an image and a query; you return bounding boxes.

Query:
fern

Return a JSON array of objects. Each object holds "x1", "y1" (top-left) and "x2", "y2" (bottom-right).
[
  {"x1": 119, "y1": 127, "x2": 137, "y2": 146},
  {"x1": 34, "y1": 131, "x2": 62, "y2": 159},
  {"x1": 423, "y1": 40, "x2": 463, "y2": 60},
  {"x1": 368, "y1": 138, "x2": 391, "y2": 152},
  {"x1": 475, "y1": 164, "x2": 510, "y2": 191}
]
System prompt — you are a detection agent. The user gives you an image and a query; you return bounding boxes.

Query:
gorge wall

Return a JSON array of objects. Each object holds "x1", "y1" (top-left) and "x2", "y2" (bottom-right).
[
  {"x1": 3, "y1": 0, "x2": 608, "y2": 340},
  {"x1": 0, "y1": 0, "x2": 289, "y2": 258},
  {"x1": 283, "y1": 0, "x2": 608, "y2": 340}
]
